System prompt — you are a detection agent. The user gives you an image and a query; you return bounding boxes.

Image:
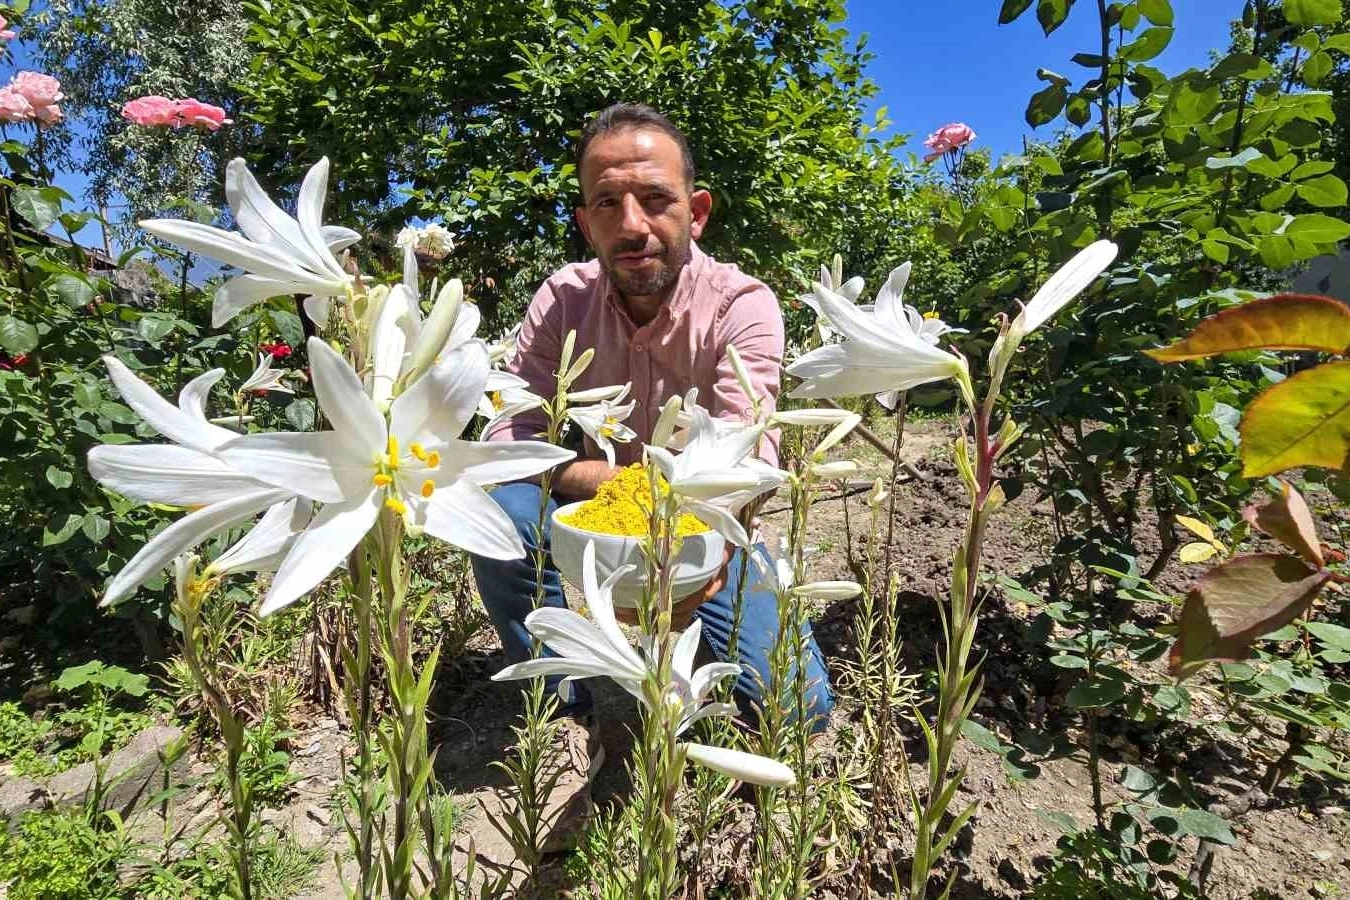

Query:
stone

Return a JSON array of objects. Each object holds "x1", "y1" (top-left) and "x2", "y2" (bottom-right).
[
  {"x1": 1313, "y1": 849, "x2": 1334, "y2": 863},
  {"x1": 0, "y1": 776, "x2": 47, "y2": 826},
  {"x1": 47, "y1": 724, "x2": 186, "y2": 813}
]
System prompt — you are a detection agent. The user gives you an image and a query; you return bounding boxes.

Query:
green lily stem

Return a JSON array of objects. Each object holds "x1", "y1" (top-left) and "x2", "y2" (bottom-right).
[
  {"x1": 175, "y1": 568, "x2": 253, "y2": 900},
  {"x1": 635, "y1": 476, "x2": 682, "y2": 898},
  {"x1": 909, "y1": 380, "x2": 996, "y2": 900},
  {"x1": 347, "y1": 540, "x2": 378, "y2": 900}
]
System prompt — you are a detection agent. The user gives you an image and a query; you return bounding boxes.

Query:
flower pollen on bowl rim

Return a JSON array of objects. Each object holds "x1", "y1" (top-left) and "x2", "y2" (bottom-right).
[{"x1": 557, "y1": 463, "x2": 708, "y2": 537}]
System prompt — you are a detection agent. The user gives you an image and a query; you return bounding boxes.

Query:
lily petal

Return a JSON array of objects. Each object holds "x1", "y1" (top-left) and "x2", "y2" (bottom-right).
[
  {"x1": 307, "y1": 337, "x2": 386, "y2": 459},
  {"x1": 420, "y1": 479, "x2": 523, "y2": 559},
  {"x1": 88, "y1": 444, "x2": 271, "y2": 506},
  {"x1": 221, "y1": 431, "x2": 371, "y2": 503},
  {"x1": 259, "y1": 491, "x2": 380, "y2": 616},
  {"x1": 102, "y1": 488, "x2": 286, "y2": 607}
]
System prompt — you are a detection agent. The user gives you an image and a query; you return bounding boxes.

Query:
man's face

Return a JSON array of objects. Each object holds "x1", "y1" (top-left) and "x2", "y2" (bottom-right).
[{"x1": 576, "y1": 127, "x2": 711, "y2": 303}]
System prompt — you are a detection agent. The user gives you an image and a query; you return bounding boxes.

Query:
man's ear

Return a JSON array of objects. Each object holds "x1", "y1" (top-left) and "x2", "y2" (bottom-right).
[
  {"x1": 689, "y1": 188, "x2": 712, "y2": 240},
  {"x1": 575, "y1": 205, "x2": 594, "y2": 248}
]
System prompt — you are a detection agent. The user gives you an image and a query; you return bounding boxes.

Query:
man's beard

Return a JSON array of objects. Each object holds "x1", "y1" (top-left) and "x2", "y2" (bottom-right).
[{"x1": 603, "y1": 234, "x2": 690, "y2": 299}]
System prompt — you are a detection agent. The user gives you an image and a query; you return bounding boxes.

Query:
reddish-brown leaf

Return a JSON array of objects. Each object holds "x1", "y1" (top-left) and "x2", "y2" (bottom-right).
[
  {"x1": 1242, "y1": 480, "x2": 1324, "y2": 567},
  {"x1": 1145, "y1": 294, "x2": 1350, "y2": 362},
  {"x1": 1170, "y1": 553, "x2": 1331, "y2": 679}
]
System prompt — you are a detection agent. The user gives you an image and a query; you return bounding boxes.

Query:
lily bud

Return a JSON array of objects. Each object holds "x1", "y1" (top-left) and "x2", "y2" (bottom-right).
[
  {"x1": 651, "y1": 394, "x2": 684, "y2": 448},
  {"x1": 563, "y1": 347, "x2": 594, "y2": 387},
  {"x1": 809, "y1": 460, "x2": 858, "y2": 480},
  {"x1": 813, "y1": 413, "x2": 861, "y2": 456},
  {"x1": 567, "y1": 383, "x2": 627, "y2": 403},
  {"x1": 727, "y1": 343, "x2": 758, "y2": 402},
  {"x1": 771, "y1": 408, "x2": 855, "y2": 427},
  {"x1": 866, "y1": 477, "x2": 889, "y2": 508},
  {"x1": 793, "y1": 580, "x2": 863, "y2": 601},
  {"x1": 404, "y1": 278, "x2": 463, "y2": 383},
  {"x1": 558, "y1": 329, "x2": 577, "y2": 383}
]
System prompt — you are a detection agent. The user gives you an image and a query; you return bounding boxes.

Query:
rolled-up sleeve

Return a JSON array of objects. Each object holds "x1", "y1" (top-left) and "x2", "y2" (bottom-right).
[
  {"x1": 483, "y1": 281, "x2": 561, "y2": 444},
  {"x1": 712, "y1": 283, "x2": 785, "y2": 467}
]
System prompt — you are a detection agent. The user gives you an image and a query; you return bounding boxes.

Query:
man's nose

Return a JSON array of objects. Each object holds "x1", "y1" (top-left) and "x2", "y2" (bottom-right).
[{"x1": 618, "y1": 193, "x2": 648, "y2": 237}]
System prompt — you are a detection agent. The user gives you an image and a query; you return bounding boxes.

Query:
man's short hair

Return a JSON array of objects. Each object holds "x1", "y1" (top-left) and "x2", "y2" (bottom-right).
[{"x1": 575, "y1": 103, "x2": 696, "y2": 191}]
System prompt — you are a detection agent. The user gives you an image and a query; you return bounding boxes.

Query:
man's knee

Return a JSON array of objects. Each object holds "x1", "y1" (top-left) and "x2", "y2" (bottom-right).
[{"x1": 485, "y1": 482, "x2": 548, "y2": 545}]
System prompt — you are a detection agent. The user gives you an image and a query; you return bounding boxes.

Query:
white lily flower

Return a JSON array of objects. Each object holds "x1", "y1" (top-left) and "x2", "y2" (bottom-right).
[
  {"x1": 238, "y1": 352, "x2": 293, "y2": 395},
  {"x1": 567, "y1": 383, "x2": 637, "y2": 466},
  {"x1": 988, "y1": 240, "x2": 1118, "y2": 385},
  {"x1": 787, "y1": 262, "x2": 969, "y2": 403},
  {"x1": 476, "y1": 373, "x2": 545, "y2": 430},
  {"x1": 493, "y1": 542, "x2": 792, "y2": 786},
  {"x1": 87, "y1": 358, "x2": 293, "y2": 606},
  {"x1": 219, "y1": 336, "x2": 574, "y2": 615},
  {"x1": 490, "y1": 322, "x2": 523, "y2": 367},
  {"x1": 1008, "y1": 240, "x2": 1118, "y2": 339},
  {"x1": 141, "y1": 158, "x2": 358, "y2": 328},
  {"x1": 800, "y1": 256, "x2": 865, "y2": 346},
  {"x1": 206, "y1": 497, "x2": 313, "y2": 577},
  {"x1": 645, "y1": 403, "x2": 786, "y2": 548}
]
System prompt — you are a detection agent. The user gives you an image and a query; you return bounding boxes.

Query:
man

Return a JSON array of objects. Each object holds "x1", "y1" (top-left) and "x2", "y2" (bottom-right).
[{"x1": 472, "y1": 103, "x2": 831, "y2": 840}]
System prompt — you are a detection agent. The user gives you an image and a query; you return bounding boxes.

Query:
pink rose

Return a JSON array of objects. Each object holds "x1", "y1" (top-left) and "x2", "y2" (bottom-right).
[
  {"x1": 122, "y1": 95, "x2": 178, "y2": 127},
  {"x1": 172, "y1": 98, "x2": 231, "y2": 130},
  {"x1": 10, "y1": 72, "x2": 63, "y2": 109},
  {"x1": 0, "y1": 15, "x2": 16, "y2": 40},
  {"x1": 923, "y1": 122, "x2": 976, "y2": 163},
  {"x1": 34, "y1": 103, "x2": 62, "y2": 125},
  {"x1": 0, "y1": 87, "x2": 32, "y2": 123}
]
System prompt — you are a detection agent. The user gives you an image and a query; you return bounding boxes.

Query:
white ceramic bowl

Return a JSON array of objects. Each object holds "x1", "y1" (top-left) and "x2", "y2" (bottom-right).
[{"x1": 550, "y1": 501, "x2": 726, "y2": 608}]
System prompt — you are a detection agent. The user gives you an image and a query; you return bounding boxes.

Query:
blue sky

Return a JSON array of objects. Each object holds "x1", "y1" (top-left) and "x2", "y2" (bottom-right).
[
  {"x1": 846, "y1": 0, "x2": 1238, "y2": 163},
  {"x1": 8, "y1": 1, "x2": 1241, "y2": 245}
]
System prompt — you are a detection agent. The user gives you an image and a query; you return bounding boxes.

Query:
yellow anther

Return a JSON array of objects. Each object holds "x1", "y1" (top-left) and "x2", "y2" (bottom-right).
[
  {"x1": 489, "y1": 391, "x2": 504, "y2": 410},
  {"x1": 420, "y1": 479, "x2": 435, "y2": 498},
  {"x1": 425, "y1": 451, "x2": 441, "y2": 468},
  {"x1": 923, "y1": 310, "x2": 940, "y2": 320},
  {"x1": 384, "y1": 497, "x2": 407, "y2": 516},
  {"x1": 386, "y1": 435, "x2": 400, "y2": 465},
  {"x1": 410, "y1": 442, "x2": 428, "y2": 461},
  {"x1": 372, "y1": 473, "x2": 393, "y2": 487}
]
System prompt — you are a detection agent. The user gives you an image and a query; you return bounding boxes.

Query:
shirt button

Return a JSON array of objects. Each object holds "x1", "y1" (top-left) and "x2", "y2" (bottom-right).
[{"x1": 635, "y1": 344, "x2": 645, "y2": 352}]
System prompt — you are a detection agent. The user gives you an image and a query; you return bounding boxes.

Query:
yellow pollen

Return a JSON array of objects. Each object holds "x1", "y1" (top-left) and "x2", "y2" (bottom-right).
[
  {"x1": 420, "y1": 479, "x2": 435, "y2": 498},
  {"x1": 386, "y1": 435, "x2": 400, "y2": 465},
  {"x1": 490, "y1": 391, "x2": 504, "y2": 410},
  {"x1": 923, "y1": 310, "x2": 940, "y2": 320},
  {"x1": 425, "y1": 451, "x2": 441, "y2": 468},
  {"x1": 373, "y1": 473, "x2": 393, "y2": 487},
  {"x1": 410, "y1": 442, "x2": 428, "y2": 461},
  {"x1": 385, "y1": 497, "x2": 407, "y2": 516}
]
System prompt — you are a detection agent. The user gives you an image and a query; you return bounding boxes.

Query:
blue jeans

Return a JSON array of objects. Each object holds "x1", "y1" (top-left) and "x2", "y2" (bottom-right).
[{"x1": 471, "y1": 482, "x2": 834, "y2": 732}]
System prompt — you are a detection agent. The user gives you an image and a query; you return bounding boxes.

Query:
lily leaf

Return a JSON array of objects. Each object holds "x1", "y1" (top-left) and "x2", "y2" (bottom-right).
[
  {"x1": 1171, "y1": 553, "x2": 1331, "y2": 678},
  {"x1": 1145, "y1": 294, "x2": 1350, "y2": 362}
]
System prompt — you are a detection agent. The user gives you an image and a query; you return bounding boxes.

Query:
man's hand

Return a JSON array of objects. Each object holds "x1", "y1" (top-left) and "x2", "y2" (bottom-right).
[
  {"x1": 553, "y1": 459, "x2": 619, "y2": 502},
  {"x1": 614, "y1": 542, "x2": 736, "y2": 630}
]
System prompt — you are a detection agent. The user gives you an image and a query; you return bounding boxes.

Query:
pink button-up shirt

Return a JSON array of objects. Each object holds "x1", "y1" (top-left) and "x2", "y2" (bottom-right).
[{"x1": 485, "y1": 242, "x2": 784, "y2": 467}]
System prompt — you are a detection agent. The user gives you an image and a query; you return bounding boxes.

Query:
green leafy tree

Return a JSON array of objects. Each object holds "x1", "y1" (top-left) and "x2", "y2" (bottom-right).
[
  {"x1": 237, "y1": 0, "x2": 929, "y2": 331},
  {"x1": 34, "y1": 0, "x2": 250, "y2": 235}
]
